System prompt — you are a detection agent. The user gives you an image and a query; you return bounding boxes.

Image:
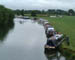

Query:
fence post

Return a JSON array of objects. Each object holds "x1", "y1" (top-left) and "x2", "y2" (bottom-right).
[{"x1": 66, "y1": 36, "x2": 70, "y2": 46}]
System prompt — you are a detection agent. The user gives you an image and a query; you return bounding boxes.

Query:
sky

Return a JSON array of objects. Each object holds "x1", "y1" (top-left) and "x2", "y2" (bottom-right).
[{"x1": 0, "y1": 0, "x2": 75, "y2": 10}]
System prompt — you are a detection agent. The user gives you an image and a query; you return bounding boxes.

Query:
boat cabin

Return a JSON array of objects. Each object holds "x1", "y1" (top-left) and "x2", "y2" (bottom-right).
[{"x1": 45, "y1": 33, "x2": 63, "y2": 49}]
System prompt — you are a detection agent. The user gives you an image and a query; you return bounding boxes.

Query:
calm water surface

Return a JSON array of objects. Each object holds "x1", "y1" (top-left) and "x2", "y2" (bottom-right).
[{"x1": 0, "y1": 18, "x2": 72, "y2": 60}]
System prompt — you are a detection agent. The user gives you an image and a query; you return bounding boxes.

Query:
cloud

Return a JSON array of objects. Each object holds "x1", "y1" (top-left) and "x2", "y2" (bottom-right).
[{"x1": 0, "y1": 0, "x2": 75, "y2": 10}]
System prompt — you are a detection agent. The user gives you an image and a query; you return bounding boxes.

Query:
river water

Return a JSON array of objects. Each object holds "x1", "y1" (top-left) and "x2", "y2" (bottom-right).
[{"x1": 0, "y1": 18, "x2": 74, "y2": 60}]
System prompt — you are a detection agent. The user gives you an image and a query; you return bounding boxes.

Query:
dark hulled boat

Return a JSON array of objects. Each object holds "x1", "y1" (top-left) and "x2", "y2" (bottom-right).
[{"x1": 44, "y1": 34, "x2": 64, "y2": 50}]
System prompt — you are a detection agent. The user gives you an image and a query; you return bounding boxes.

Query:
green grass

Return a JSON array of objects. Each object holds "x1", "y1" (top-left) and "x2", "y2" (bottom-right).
[{"x1": 41, "y1": 16, "x2": 75, "y2": 51}]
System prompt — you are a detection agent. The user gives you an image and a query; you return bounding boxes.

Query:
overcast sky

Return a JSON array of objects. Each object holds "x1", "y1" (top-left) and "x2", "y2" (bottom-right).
[{"x1": 0, "y1": 0, "x2": 75, "y2": 10}]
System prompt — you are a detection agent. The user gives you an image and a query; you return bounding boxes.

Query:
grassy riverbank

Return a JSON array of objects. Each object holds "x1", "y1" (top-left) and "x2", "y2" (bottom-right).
[{"x1": 41, "y1": 16, "x2": 75, "y2": 51}]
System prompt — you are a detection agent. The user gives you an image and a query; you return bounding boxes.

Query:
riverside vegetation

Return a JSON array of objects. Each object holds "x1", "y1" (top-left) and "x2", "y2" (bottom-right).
[
  {"x1": 0, "y1": 5, "x2": 14, "y2": 26},
  {"x1": 0, "y1": 5, "x2": 14, "y2": 41}
]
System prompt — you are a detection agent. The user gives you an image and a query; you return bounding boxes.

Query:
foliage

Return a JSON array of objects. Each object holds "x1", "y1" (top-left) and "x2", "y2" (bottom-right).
[
  {"x1": 0, "y1": 5, "x2": 14, "y2": 41},
  {"x1": 14, "y1": 9, "x2": 75, "y2": 16},
  {"x1": 0, "y1": 5, "x2": 14, "y2": 25},
  {"x1": 68, "y1": 9, "x2": 75, "y2": 16},
  {"x1": 31, "y1": 10, "x2": 37, "y2": 17}
]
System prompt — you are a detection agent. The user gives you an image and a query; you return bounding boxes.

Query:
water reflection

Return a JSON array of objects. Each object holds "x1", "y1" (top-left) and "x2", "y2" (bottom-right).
[
  {"x1": 60, "y1": 49, "x2": 75, "y2": 60},
  {"x1": 0, "y1": 18, "x2": 74, "y2": 60},
  {"x1": 44, "y1": 49, "x2": 66, "y2": 60},
  {"x1": 0, "y1": 22, "x2": 14, "y2": 42},
  {"x1": 44, "y1": 48, "x2": 75, "y2": 60}
]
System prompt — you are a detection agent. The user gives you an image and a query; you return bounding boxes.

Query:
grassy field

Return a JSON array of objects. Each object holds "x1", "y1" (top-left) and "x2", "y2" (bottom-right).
[{"x1": 41, "y1": 16, "x2": 75, "y2": 51}]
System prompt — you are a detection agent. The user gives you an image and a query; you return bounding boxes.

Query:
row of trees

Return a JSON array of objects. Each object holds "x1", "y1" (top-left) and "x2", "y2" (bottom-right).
[
  {"x1": 0, "y1": 5, "x2": 15, "y2": 41},
  {"x1": 0, "y1": 5, "x2": 14, "y2": 26},
  {"x1": 47, "y1": 9, "x2": 75, "y2": 16},
  {"x1": 14, "y1": 9, "x2": 75, "y2": 16}
]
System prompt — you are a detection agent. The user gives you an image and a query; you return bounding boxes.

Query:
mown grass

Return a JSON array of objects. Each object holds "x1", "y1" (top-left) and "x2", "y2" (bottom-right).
[{"x1": 41, "y1": 16, "x2": 75, "y2": 51}]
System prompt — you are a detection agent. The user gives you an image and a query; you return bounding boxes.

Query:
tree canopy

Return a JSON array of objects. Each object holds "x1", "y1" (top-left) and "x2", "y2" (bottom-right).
[
  {"x1": 14, "y1": 9, "x2": 75, "y2": 16},
  {"x1": 0, "y1": 5, "x2": 14, "y2": 25}
]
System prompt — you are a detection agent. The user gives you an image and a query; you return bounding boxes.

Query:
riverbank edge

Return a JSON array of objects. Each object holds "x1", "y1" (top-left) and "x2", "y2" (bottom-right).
[
  {"x1": 30, "y1": 16, "x2": 75, "y2": 55},
  {"x1": 33, "y1": 16, "x2": 75, "y2": 53},
  {"x1": 41, "y1": 17, "x2": 75, "y2": 52}
]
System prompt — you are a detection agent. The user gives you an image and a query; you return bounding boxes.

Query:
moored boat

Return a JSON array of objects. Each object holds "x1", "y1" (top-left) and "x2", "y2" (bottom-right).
[{"x1": 45, "y1": 33, "x2": 64, "y2": 50}]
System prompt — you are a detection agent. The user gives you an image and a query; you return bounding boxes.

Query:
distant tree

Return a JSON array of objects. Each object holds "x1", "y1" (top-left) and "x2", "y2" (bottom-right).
[
  {"x1": 41, "y1": 10, "x2": 46, "y2": 14},
  {"x1": 24, "y1": 10, "x2": 31, "y2": 14},
  {"x1": 56, "y1": 9, "x2": 62, "y2": 15},
  {"x1": 14, "y1": 9, "x2": 21, "y2": 15},
  {"x1": 21, "y1": 9, "x2": 25, "y2": 16},
  {"x1": 47, "y1": 9, "x2": 56, "y2": 15},
  {"x1": 68, "y1": 9, "x2": 75, "y2": 16},
  {"x1": 14, "y1": 9, "x2": 75, "y2": 16},
  {"x1": 31, "y1": 11, "x2": 37, "y2": 17}
]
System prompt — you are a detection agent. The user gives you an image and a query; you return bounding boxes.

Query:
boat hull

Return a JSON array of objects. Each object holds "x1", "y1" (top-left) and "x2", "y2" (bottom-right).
[{"x1": 44, "y1": 45, "x2": 60, "y2": 53}]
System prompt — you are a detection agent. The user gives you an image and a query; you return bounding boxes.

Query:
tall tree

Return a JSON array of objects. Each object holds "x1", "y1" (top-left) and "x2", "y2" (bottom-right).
[
  {"x1": 68, "y1": 9, "x2": 75, "y2": 16},
  {"x1": 0, "y1": 5, "x2": 14, "y2": 25}
]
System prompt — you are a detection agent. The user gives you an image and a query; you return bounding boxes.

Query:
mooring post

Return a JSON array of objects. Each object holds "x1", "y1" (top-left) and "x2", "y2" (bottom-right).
[{"x1": 66, "y1": 36, "x2": 70, "y2": 46}]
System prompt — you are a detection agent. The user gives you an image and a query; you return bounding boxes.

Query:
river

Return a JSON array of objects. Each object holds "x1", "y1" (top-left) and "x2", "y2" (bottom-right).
[{"x1": 0, "y1": 18, "x2": 74, "y2": 60}]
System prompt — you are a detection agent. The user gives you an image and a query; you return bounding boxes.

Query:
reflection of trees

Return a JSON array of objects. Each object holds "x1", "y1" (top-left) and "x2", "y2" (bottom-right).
[
  {"x1": 44, "y1": 50, "x2": 62, "y2": 60},
  {"x1": 44, "y1": 49, "x2": 75, "y2": 60},
  {"x1": 0, "y1": 5, "x2": 14, "y2": 42},
  {"x1": 0, "y1": 22, "x2": 14, "y2": 41},
  {"x1": 60, "y1": 49, "x2": 75, "y2": 60}
]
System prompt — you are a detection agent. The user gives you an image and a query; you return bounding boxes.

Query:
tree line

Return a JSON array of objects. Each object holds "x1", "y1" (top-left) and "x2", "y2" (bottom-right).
[
  {"x1": 0, "y1": 5, "x2": 14, "y2": 26},
  {"x1": 14, "y1": 9, "x2": 75, "y2": 16}
]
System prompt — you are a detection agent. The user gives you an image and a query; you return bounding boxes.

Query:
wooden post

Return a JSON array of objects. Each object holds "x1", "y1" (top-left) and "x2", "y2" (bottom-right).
[{"x1": 66, "y1": 36, "x2": 70, "y2": 46}]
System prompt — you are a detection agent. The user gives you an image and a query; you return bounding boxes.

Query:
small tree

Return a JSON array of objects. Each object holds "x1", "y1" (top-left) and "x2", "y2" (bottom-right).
[{"x1": 68, "y1": 9, "x2": 75, "y2": 16}]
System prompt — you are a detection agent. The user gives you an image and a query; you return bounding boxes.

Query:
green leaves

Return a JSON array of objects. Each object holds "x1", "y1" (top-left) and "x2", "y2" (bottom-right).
[{"x1": 0, "y1": 5, "x2": 14, "y2": 25}]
